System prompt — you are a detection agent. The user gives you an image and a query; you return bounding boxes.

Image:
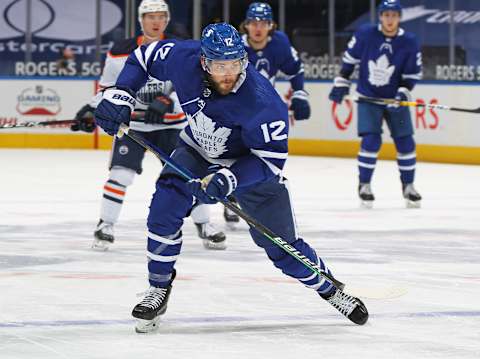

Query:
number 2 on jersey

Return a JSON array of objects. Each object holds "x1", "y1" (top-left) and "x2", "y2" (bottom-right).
[{"x1": 261, "y1": 121, "x2": 287, "y2": 143}]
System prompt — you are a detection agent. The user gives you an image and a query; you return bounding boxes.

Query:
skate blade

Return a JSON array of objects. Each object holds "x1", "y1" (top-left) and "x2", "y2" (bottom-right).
[
  {"x1": 202, "y1": 239, "x2": 227, "y2": 250},
  {"x1": 360, "y1": 200, "x2": 373, "y2": 209},
  {"x1": 405, "y1": 199, "x2": 421, "y2": 208},
  {"x1": 135, "y1": 316, "x2": 162, "y2": 334},
  {"x1": 91, "y1": 239, "x2": 110, "y2": 251}
]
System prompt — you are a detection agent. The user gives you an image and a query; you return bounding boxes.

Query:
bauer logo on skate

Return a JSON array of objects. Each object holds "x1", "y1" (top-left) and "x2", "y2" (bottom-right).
[
  {"x1": 16, "y1": 86, "x2": 61, "y2": 116},
  {"x1": 188, "y1": 111, "x2": 232, "y2": 158}
]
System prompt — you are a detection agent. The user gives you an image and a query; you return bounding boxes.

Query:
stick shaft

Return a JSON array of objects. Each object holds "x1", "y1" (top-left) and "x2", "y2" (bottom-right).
[{"x1": 348, "y1": 95, "x2": 480, "y2": 114}]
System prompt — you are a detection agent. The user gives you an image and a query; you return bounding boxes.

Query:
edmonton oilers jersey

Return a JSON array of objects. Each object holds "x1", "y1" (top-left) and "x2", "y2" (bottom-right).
[
  {"x1": 341, "y1": 24, "x2": 422, "y2": 98},
  {"x1": 116, "y1": 39, "x2": 289, "y2": 184},
  {"x1": 243, "y1": 31, "x2": 304, "y2": 90}
]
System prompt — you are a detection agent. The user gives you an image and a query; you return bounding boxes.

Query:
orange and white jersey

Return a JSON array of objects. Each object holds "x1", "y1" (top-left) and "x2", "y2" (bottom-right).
[{"x1": 92, "y1": 35, "x2": 186, "y2": 132}]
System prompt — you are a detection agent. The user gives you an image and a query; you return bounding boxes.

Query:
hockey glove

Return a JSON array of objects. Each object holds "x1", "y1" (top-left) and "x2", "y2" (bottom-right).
[
  {"x1": 94, "y1": 87, "x2": 136, "y2": 136},
  {"x1": 290, "y1": 90, "x2": 311, "y2": 121},
  {"x1": 387, "y1": 87, "x2": 412, "y2": 113},
  {"x1": 186, "y1": 169, "x2": 237, "y2": 205},
  {"x1": 329, "y1": 77, "x2": 351, "y2": 104},
  {"x1": 144, "y1": 94, "x2": 174, "y2": 124},
  {"x1": 71, "y1": 104, "x2": 96, "y2": 133}
]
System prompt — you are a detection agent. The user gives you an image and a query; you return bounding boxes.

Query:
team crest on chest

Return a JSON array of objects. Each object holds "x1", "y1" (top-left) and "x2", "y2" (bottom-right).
[
  {"x1": 368, "y1": 54, "x2": 395, "y2": 87},
  {"x1": 188, "y1": 111, "x2": 232, "y2": 158},
  {"x1": 380, "y1": 42, "x2": 393, "y2": 54}
]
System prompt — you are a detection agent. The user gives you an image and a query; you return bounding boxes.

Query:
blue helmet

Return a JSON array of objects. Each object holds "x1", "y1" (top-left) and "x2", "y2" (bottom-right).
[
  {"x1": 246, "y1": 2, "x2": 273, "y2": 22},
  {"x1": 201, "y1": 23, "x2": 246, "y2": 61},
  {"x1": 378, "y1": 0, "x2": 402, "y2": 15}
]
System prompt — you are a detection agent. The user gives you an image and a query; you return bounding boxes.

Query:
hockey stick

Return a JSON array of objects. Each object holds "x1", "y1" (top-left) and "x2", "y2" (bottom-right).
[
  {"x1": 0, "y1": 119, "x2": 84, "y2": 130},
  {"x1": 117, "y1": 124, "x2": 346, "y2": 291},
  {"x1": 349, "y1": 95, "x2": 480, "y2": 114}
]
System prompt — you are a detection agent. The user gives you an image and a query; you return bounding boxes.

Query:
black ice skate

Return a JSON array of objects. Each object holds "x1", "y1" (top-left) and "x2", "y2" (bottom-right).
[
  {"x1": 358, "y1": 183, "x2": 375, "y2": 209},
  {"x1": 92, "y1": 220, "x2": 114, "y2": 251},
  {"x1": 132, "y1": 270, "x2": 176, "y2": 333},
  {"x1": 195, "y1": 223, "x2": 227, "y2": 250},
  {"x1": 321, "y1": 288, "x2": 369, "y2": 325},
  {"x1": 402, "y1": 183, "x2": 422, "y2": 208}
]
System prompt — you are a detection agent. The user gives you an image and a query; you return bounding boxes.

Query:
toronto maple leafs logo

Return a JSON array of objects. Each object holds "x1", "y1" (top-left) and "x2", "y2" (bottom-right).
[
  {"x1": 368, "y1": 55, "x2": 395, "y2": 87},
  {"x1": 188, "y1": 111, "x2": 232, "y2": 158}
]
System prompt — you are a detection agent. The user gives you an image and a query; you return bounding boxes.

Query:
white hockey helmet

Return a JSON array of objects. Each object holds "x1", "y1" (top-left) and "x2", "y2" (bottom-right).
[{"x1": 138, "y1": 0, "x2": 170, "y2": 25}]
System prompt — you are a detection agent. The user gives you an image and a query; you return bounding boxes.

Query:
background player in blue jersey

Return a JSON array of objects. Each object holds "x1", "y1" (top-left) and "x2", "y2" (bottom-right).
[
  {"x1": 329, "y1": 0, "x2": 423, "y2": 209},
  {"x1": 72, "y1": 0, "x2": 226, "y2": 250},
  {"x1": 241, "y1": 2, "x2": 310, "y2": 122},
  {"x1": 219, "y1": 2, "x2": 311, "y2": 225},
  {"x1": 94, "y1": 23, "x2": 368, "y2": 333}
]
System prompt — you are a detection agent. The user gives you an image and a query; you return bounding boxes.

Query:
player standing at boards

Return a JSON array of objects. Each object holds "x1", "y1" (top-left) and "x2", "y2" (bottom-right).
[
  {"x1": 72, "y1": 0, "x2": 226, "y2": 250},
  {"x1": 329, "y1": 0, "x2": 423, "y2": 208},
  {"x1": 94, "y1": 23, "x2": 368, "y2": 333}
]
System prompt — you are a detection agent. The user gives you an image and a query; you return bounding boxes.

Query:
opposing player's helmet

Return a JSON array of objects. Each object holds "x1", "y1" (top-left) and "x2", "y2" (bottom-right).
[
  {"x1": 201, "y1": 23, "x2": 248, "y2": 75},
  {"x1": 378, "y1": 0, "x2": 402, "y2": 15},
  {"x1": 138, "y1": 0, "x2": 170, "y2": 25},
  {"x1": 246, "y1": 2, "x2": 273, "y2": 22}
]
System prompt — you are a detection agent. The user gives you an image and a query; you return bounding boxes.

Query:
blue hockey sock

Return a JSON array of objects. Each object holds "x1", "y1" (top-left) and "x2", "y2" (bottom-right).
[
  {"x1": 147, "y1": 230, "x2": 182, "y2": 287},
  {"x1": 269, "y1": 238, "x2": 335, "y2": 296},
  {"x1": 358, "y1": 134, "x2": 382, "y2": 183},
  {"x1": 394, "y1": 135, "x2": 416, "y2": 184}
]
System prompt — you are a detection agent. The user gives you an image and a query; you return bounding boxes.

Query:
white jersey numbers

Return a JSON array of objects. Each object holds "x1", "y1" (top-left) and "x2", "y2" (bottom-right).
[{"x1": 261, "y1": 121, "x2": 287, "y2": 143}]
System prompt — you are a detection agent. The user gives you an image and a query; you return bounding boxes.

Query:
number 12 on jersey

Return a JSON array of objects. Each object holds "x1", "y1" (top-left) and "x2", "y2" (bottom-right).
[{"x1": 261, "y1": 121, "x2": 287, "y2": 143}]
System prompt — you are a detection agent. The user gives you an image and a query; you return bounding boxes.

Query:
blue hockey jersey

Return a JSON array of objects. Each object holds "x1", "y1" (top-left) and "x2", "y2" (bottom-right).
[
  {"x1": 341, "y1": 24, "x2": 422, "y2": 98},
  {"x1": 243, "y1": 31, "x2": 304, "y2": 90},
  {"x1": 116, "y1": 39, "x2": 289, "y2": 188}
]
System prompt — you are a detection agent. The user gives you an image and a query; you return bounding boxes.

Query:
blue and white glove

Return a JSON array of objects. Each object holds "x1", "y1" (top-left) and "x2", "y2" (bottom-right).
[
  {"x1": 186, "y1": 168, "x2": 237, "y2": 205},
  {"x1": 290, "y1": 90, "x2": 311, "y2": 121},
  {"x1": 387, "y1": 87, "x2": 412, "y2": 113},
  {"x1": 94, "y1": 87, "x2": 136, "y2": 136},
  {"x1": 329, "y1": 76, "x2": 351, "y2": 104}
]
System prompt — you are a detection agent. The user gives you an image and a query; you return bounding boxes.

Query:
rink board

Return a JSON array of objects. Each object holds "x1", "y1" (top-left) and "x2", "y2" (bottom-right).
[{"x1": 0, "y1": 78, "x2": 479, "y2": 164}]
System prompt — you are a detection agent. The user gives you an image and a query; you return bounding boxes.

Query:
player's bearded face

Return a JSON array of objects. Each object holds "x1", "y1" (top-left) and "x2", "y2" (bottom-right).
[
  {"x1": 142, "y1": 12, "x2": 168, "y2": 41},
  {"x1": 380, "y1": 11, "x2": 401, "y2": 35},
  {"x1": 246, "y1": 20, "x2": 272, "y2": 43},
  {"x1": 203, "y1": 58, "x2": 244, "y2": 95}
]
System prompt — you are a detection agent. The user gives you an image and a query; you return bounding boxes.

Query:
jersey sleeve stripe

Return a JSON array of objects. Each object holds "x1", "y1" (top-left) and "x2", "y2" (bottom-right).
[
  {"x1": 343, "y1": 51, "x2": 360, "y2": 65},
  {"x1": 251, "y1": 149, "x2": 288, "y2": 160},
  {"x1": 402, "y1": 73, "x2": 423, "y2": 80}
]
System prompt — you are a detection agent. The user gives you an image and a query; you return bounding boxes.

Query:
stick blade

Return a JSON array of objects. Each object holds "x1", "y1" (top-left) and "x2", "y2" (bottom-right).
[{"x1": 450, "y1": 107, "x2": 480, "y2": 114}]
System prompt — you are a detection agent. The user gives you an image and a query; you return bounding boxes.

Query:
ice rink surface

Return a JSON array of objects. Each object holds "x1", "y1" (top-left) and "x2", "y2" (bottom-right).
[{"x1": 0, "y1": 148, "x2": 479, "y2": 359}]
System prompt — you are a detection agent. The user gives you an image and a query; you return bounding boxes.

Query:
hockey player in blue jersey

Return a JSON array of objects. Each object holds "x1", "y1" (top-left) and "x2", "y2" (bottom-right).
[
  {"x1": 241, "y1": 2, "x2": 310, "y2": 122},
  {"x1": 329, "y1": 0, "x2": 422, "y2": 208},
  {"x1": 94, "y1": 23, "x2": 368, "y2": 333},
  {"x1": 218, "y1": 2, "x2": 312, "y2": 225}
]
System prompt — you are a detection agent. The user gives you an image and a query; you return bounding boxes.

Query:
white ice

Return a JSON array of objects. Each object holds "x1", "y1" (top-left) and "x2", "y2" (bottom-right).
[{"x1": 0, "y1": 149, "x2": 479, "y2": 359}]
